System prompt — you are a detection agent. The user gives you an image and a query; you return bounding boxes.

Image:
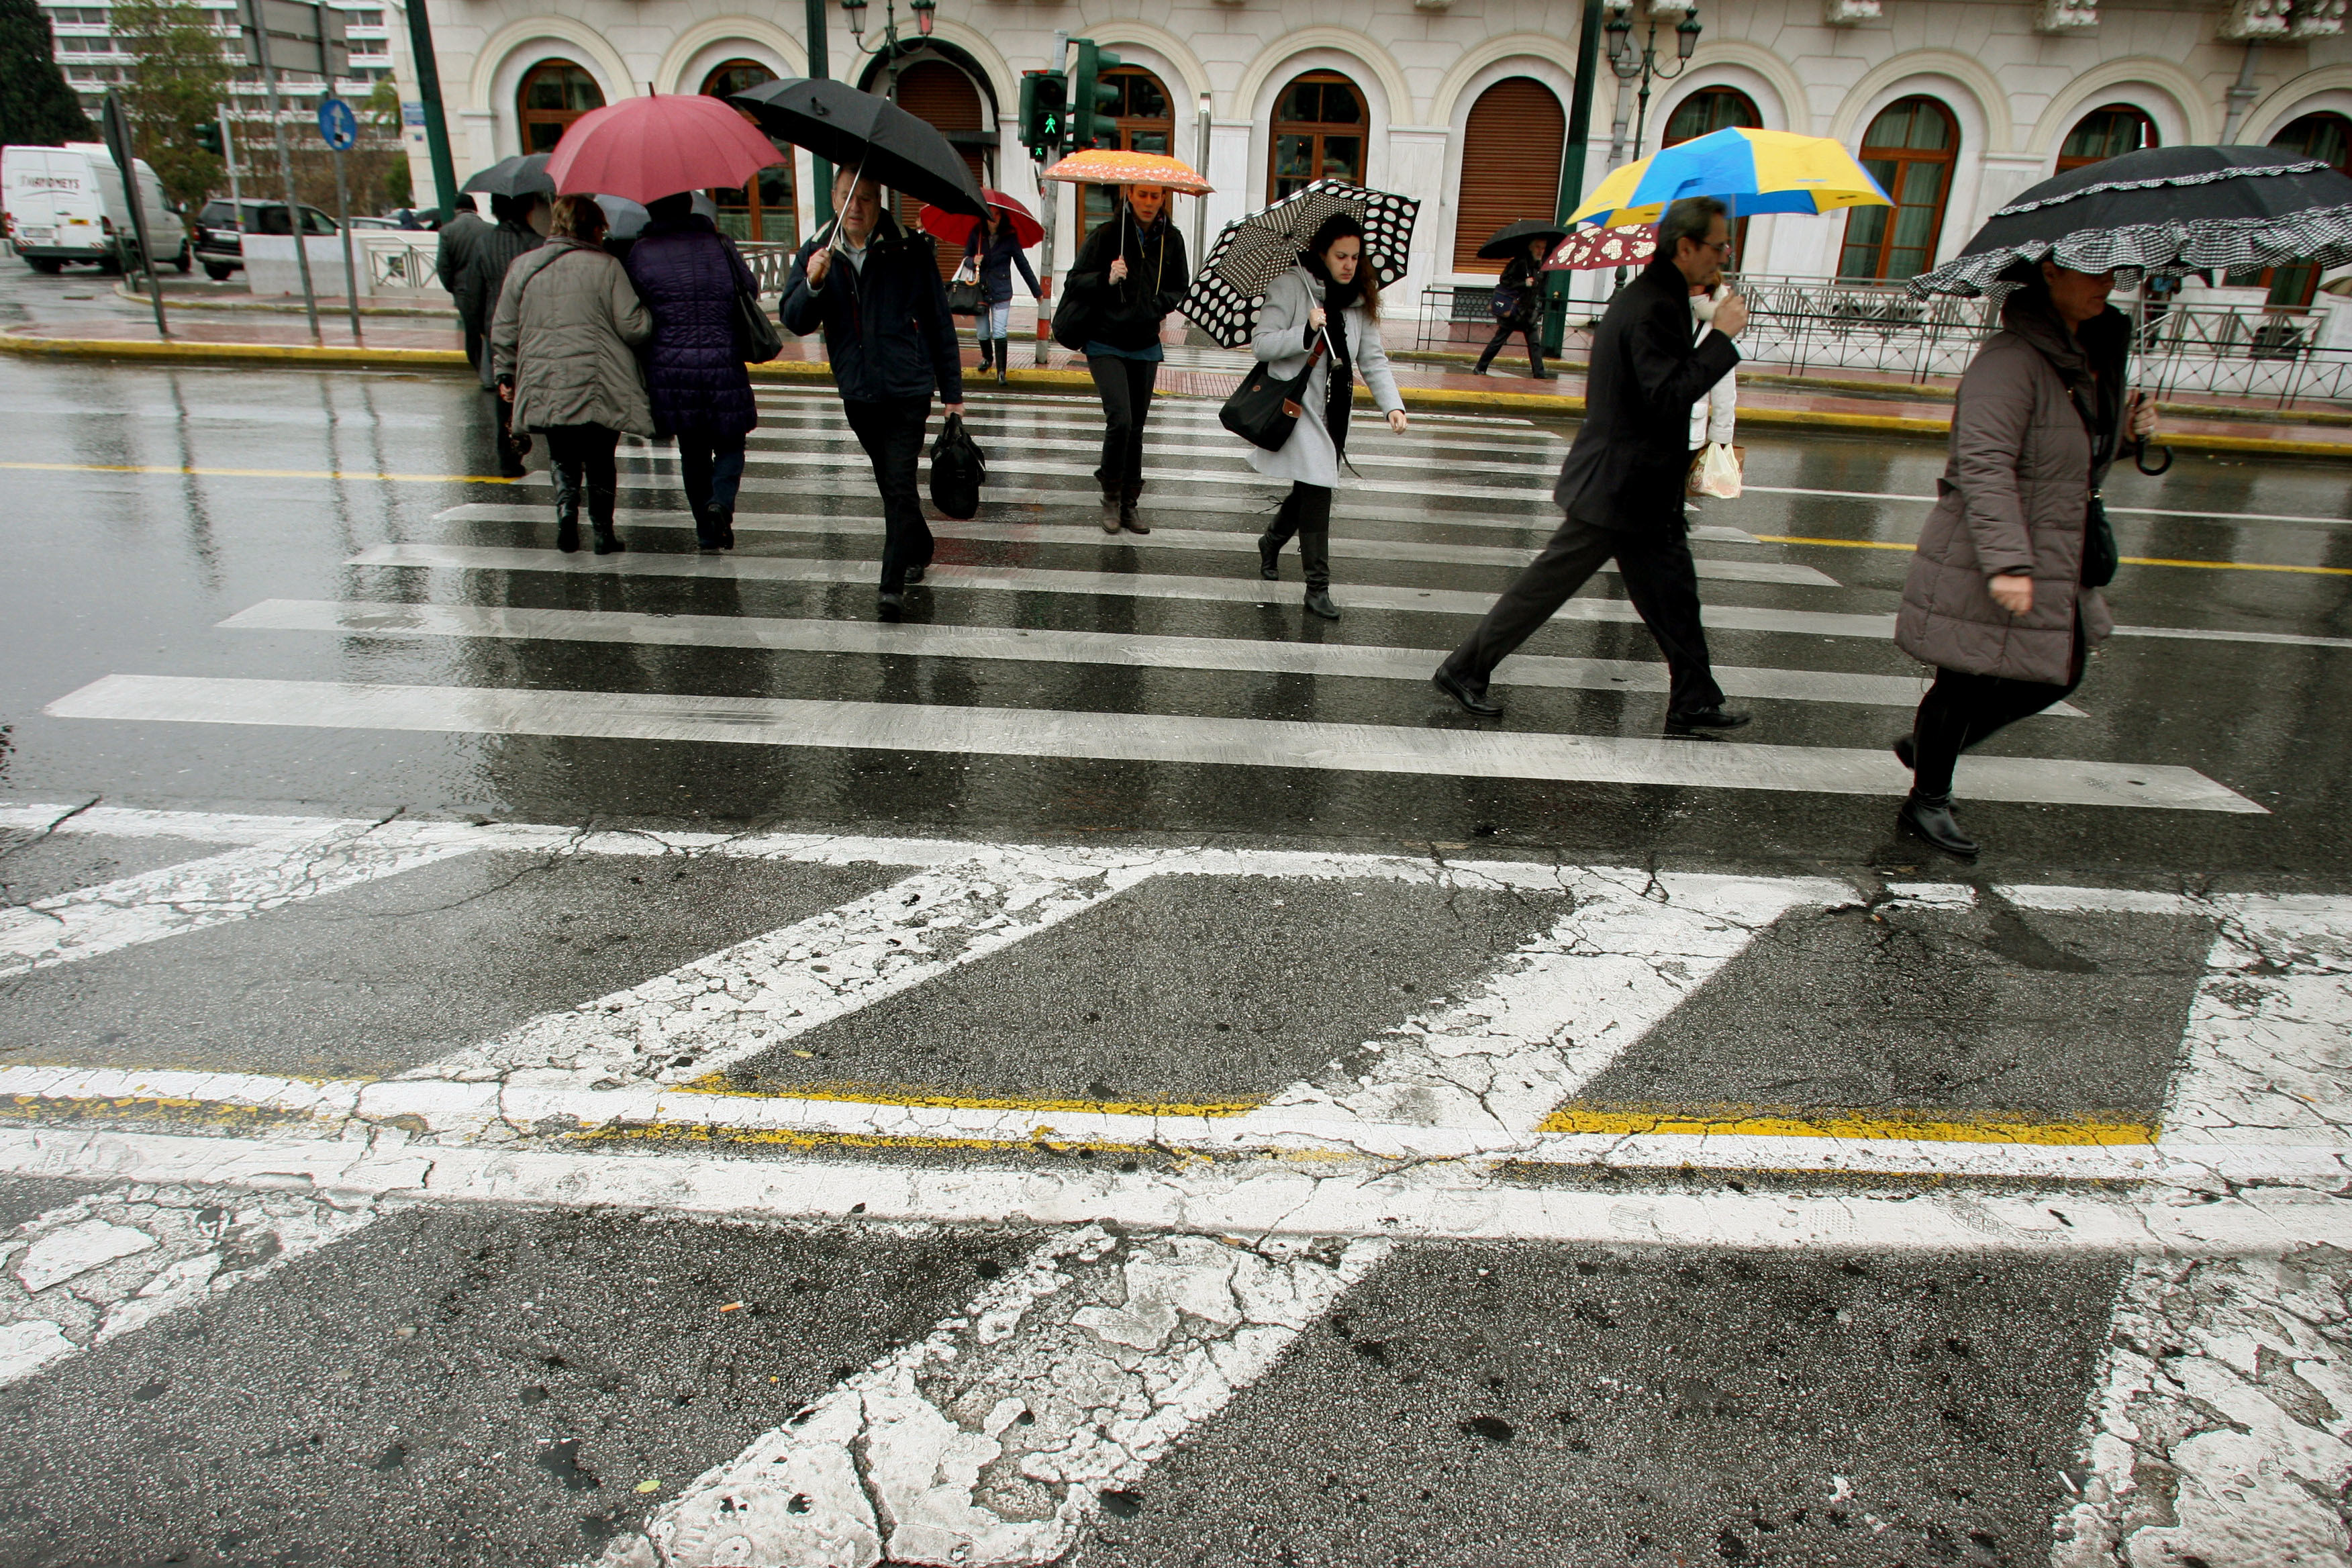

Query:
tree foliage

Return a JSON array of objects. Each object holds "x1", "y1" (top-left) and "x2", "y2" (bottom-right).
[
  {"x1": 0, "y1": 0, "x2": 96, "y2": 146},
  {"x1": 112, "y1": 0, "x2": 230, "y2": 207}
]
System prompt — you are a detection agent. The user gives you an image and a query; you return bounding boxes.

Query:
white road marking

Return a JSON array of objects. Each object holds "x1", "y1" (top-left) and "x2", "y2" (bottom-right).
[
  {"x1": 426, "y1": 504, "x2": 1834, "y2": 586},
  {"x1": 46, "y1": 675, "x2": 2251, "y2": 809},
  {"x1": 726, "y1": 429, "x2": 1561, "y2": 480},
  {"x1": 0, "y1": 821, "x2": 477, "y2": 976},
  {"x1": 225, "y1": 599, "x2": 1996, "y2": 711}
]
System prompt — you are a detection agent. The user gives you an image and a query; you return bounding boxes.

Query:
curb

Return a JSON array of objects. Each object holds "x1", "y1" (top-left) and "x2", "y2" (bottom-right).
[
  {"x1": 109, "y1": 283, "x2": 460, "y2": 320},
  {"x1": 7, "y1": 330, "x2": 2348, "y2": 459}
]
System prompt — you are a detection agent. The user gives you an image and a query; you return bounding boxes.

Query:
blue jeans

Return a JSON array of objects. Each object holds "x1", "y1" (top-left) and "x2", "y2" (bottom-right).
[
  {"x1": 983, "y1": 301, "x2": 1011, "y2": 338},
  {"x1": 677, "y1": 430, "x2": 746, "y2": 534}
]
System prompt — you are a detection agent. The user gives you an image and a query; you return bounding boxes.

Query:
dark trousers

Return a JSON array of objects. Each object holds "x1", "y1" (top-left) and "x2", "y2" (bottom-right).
[
  {"x1": 1909, "y1": 620, "x2": 2085, "y2": 797},
  {"x1": 1088, "y1": 354, "x2": 1159, "y2": 498},
  {"x1": 462, "y1": 321, "x2": 485, "y2": 372},
  {"x1": 1441, "y1": 510, "x2": 1726, "y2": 717},
  {"x1": 1475, "y1": 322, "x2": 1545, "y2": 377},
  {"x1": 1260, "y1": 483, "x2": 1334, "y2": 587},
  {"x1": 842, "y1": 394, "x2": 934, "y2": 591},
  {"x1": 677, "y1": 430, "x2": 748, "y2": 534},
  {"x1": 542, "y1": 423, "x2": 620, "y2": 530}
]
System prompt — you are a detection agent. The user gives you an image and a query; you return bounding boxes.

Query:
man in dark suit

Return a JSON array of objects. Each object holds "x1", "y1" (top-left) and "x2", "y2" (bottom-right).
[{"x1": 1434, "y1": 196, "x2": 1751, "y2": 734}]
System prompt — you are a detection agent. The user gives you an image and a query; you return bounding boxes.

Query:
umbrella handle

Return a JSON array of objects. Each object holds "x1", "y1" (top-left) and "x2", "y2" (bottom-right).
[{"x1": 2133, "y1": 436, "x2": 2173, "y2": 477}]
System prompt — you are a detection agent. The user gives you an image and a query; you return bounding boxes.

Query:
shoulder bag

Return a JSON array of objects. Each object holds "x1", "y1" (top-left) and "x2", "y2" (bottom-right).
[
  {"x1": 1220, "y1": 332, "x2": 1328, "y2": 452},
  {"x1": 928, "y1": 411, "x2": 987, "y2": 520}
]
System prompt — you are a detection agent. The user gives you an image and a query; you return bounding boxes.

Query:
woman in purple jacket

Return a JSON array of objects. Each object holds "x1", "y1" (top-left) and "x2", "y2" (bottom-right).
[{"x1": 624, "y1": 191, "x2": 759, "y2": 550}]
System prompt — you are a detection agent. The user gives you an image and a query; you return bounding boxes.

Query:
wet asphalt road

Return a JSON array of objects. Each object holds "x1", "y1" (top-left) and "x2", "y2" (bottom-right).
[{"x1": 1, "y1": 262, "x2": 2349, "y2": 1567}]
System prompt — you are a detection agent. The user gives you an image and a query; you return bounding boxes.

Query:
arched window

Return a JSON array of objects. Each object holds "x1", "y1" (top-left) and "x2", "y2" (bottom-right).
[
  {"x1": 1083, "y1": 66, "x2": 1176, "y2": 230},
  {"x1": 1269, "y1": 71, "x2": 1365, "y2": 202},
  {"x1": 1839, "y1": 96, "x2": 1958, "y2": 281},
  {"x1": 1452, "y1": 77, "x2": 1565, "y2": 274},
  {"x1": 518, "y1": 60, "x2": 603, "y2": 154},
  {"x1": 699, "y1": 60, "x2": 795, "y2": 247},
  {"x1": 892, "y1": 57, "x2": 989, "y2": 277},
  {"x1": 2231, "y1": 112, "x2": 2352, "y2": 305},
  {"x1": 1663, "y1": 86, "x2": 1761, "y2": 260},
  {"x1": 2057, "y1": 104, "x2": 2156, "y2": 173}
]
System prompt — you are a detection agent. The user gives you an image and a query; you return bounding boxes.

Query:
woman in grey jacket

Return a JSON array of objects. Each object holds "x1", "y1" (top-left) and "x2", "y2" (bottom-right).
[
  {"x1": 1891, "y1": 259, "x2": 2156, "y2": 856},
  {"x1": 492, "y1": 196, "x2": 654, "y2": 555},
  {"x1": 1247, "y1": 213, "x2": 1408, "y2": 620}
]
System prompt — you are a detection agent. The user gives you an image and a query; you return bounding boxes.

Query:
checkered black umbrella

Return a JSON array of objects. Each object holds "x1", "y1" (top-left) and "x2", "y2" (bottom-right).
[{"x1": 1180, "y1": 180, "x2": 1419, "y2": 348}]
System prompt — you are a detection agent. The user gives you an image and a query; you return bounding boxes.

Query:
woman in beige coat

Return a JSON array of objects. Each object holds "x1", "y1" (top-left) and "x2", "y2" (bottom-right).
[
  {"x1": 1890, "y1": 260, "x2": 2157, "y2": 856},
  {"x1": 491, "y1": 195, "x2": 653, "y2": 554}
]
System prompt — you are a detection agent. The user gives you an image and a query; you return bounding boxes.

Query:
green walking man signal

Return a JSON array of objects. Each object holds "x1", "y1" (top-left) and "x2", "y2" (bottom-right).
[
  {"x1": 1018, "y1": 68, "x2": 1067, "y2": 159},
  {"x1": 1069, "y1": 40, "x2": 1122, "y2": 150}
]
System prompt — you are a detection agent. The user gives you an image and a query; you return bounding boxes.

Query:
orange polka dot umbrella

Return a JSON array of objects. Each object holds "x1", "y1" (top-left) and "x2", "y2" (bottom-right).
[{"x1": 1040, "y1": 149, "x2": 1212, "y2": 195}]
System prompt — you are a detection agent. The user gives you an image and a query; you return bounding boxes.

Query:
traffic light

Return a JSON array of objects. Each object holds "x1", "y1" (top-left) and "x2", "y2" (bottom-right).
[
  {"x1": 1018, "y1": 68, "x2": 1066, "y2": 158},
  {"x1": 193, "y1": 120, "x2": 224, "y2": 156},
  {"x1": 1069, "y1": 40, "x2": 1122, "y2": 150}
]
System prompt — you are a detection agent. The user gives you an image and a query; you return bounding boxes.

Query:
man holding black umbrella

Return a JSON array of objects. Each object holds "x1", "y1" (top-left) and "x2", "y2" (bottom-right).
[{"x1": 783, "y1": 168, "x2": 967, "y2": 620}]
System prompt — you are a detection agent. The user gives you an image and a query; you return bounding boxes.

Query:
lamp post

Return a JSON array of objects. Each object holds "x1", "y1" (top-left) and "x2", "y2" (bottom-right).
[
  {"x1": 840, "y1": 0, "x2": 936, "y2": 103},
  {"x1": 1602, "y1": 2, "x2": 1699, "y2": 289}
]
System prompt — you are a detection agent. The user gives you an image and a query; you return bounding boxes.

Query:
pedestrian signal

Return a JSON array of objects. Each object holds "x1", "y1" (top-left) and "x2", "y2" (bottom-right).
[{"x1": 1019, "y1": 70, "x2": 1067, "y2": 158}]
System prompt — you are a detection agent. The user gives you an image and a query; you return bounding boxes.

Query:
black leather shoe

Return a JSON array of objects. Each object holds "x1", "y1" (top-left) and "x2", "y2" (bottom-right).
[
  {"x1": 591, "y1": 526, "x2": 624, "y2": 556},
  {"x1": 904, "y1": 565, "x2": 926, "y2": 585},
  {"x1": 1257, "y1": 536, "x2": 1281, "y2": 580},
  {"x1": 1665, "y1": 705, "x2": 1751, "y2": 735},
  {"x1": 713, "y1": 509, "x2": 735, "y2": 550},
  {"x1": 1899, "y1": 791, "x2": 1979, "y2": 858},
  {"x1": 1432, "y1": 668, "x2": 1502, "y2": 717},
  {"x1": 555, "y1": 518, "x2": 581, "y2": 553},
  {"x1": 1303, "y1": 587, "x2": 1340, "y2": 620},
  {"x1": 1892, "y1": 734, "x2": 1916, "y2": 771},
  {"x1": 877, "y1": 589, "x2": 905, "y2": 621}
]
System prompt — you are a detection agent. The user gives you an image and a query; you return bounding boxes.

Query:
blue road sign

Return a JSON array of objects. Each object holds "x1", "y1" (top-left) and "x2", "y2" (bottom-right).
[{"x1": 317, "y1": 95, "x2": 358, "y2": 152}]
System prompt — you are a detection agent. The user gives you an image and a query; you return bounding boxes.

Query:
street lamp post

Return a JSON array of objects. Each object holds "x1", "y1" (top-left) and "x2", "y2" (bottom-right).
[
  {"x1": 840, "y1": 0, "x2": 936, "y2": 104},
  {"x1": 1603, "y1": 2, "x2": 1700, "y2": 289}
]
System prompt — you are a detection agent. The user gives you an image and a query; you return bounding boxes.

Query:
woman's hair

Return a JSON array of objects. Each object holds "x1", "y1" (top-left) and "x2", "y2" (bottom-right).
[
  {"x1": 1305, "y1": 211, "x2": 1380, "y2": 321},
  {"x1": 550, "y1": 194, "x2": 607, "y2": 244}
]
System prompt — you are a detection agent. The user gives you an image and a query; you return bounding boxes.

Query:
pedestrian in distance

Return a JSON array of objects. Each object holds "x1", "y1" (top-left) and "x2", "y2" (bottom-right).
[
  {"x1": 1246, "y1": 212, "x2": 1408, "y2": 622},
  {"x1": 963, "y1": 203, "x2": 1040, "y2": 385},
  {"x1": 1685, "y1": 277, "x2": 1737, "y2": 513},
  {"x1": 435, "y1": 193, "x2": 489, "y2": 371},
  {"x1": 1890, "y1": 258, "x2": 2157, "y2": 858},
  {"x1": 490, "y1": 195, "x2": 653, "y2": 556},
  {"x1": 458, "y1": 191, "x2": 548, "y2": 477},
  {"x1": 1432, "y1": 195, "x2": 1751, "y2": 734},
  {"x1": 625, "y1": 190, "x2": 760, "y2": 552},
  {"x1": 1065, "y1": 183, "x2": 1190, "y2": 535},
  {"x1": 1473, "y1": 233, "x2": 1554, "y2": 379},
  {"x1": 782, "y1": 167, "x2": 967, "y2": 621}
]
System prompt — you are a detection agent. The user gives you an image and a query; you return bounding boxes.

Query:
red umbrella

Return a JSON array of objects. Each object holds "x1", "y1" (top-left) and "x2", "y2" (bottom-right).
[
  {"x1": 546, "y1": 93, "x2": 785, "y2": 205},
  {"x1": 1545, "y1": 224, "x2": 1657, "y2": 271},
  {"x1": 918, "y1": 191, "x2": 1042, "y2": 248}
]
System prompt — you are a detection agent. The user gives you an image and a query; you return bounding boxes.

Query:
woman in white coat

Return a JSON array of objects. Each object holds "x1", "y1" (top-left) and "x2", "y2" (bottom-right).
[{"x1": 1247, "y1": 213, "x2": 1409, "y2": 620}]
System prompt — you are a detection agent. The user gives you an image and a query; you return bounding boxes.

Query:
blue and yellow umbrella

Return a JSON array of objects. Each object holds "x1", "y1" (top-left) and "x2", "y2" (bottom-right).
[{"x1": 1569, "y1": 127, "x2": 1890, "y2": 228}]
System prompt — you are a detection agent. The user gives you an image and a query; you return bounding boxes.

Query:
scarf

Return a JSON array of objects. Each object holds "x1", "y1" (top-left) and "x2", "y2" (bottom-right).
[{"x1": 1301, "y1": 255, "x2": 1358, "y2": 457}]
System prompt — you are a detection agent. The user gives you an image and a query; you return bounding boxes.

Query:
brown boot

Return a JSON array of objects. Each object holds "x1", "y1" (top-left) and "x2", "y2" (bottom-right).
[{"x1": 1120, "y1": 481, "x2": 1148, "y2": 534}]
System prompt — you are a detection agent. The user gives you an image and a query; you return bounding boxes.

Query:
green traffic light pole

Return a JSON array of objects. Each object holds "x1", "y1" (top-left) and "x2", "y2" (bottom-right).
[
  {"x1": 397, "y1": 0, "x2": 460, "y2": 223},
  {"x1": 807, "y1": 0, "x2": 832, "y2": 224},
  {"x1": 1543, "y1": 0, "x2": 1606, "y2": 356}
]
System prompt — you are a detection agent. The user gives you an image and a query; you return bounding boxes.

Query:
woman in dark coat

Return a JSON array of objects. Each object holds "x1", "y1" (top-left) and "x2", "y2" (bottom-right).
[
  {"x1": 1891, "y1": 259, "x2": 2157, "y2": 856},
  {"x1": 1063, "y1": 184, "x2": 1189, "y2": 534},
  {"x1": 623, "y1": 191, "x2": 761, "y2": 550},
  {"x1": 1473, "y1": 234, "x2": 1552, "y2": 379},
  {"x1": 963, "y1": 203, "x2": 1040, "y2": 383}
]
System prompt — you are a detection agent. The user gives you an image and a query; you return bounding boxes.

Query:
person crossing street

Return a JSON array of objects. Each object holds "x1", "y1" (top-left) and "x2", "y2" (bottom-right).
[
  {"x1": 1433, "y1": 196, "x2": 1751, "y2": 734},
  {"x1": 783, "y1": 168, "x2": 967, "y2": 620},
  {"x1": 1064, "y1": 184, "x2": 1189, "y2": 535},
  {"x1": 963, "y1": 203, "x2": 1040, "y2": 384}
]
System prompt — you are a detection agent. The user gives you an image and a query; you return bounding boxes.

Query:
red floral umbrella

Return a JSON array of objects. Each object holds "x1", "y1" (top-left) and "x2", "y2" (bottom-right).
[
  {"x1": 546, "y1": 93, "x2": 785, "y2": 205},
  {"x1": 1545, "y1": 224, "x2": 1657, "y2": 271},
  {"x1": 918, "y1": 191, "x2": 1043, "y2": 248}
]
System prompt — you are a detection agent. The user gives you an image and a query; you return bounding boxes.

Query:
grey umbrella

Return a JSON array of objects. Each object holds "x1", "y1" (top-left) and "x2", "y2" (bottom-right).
[
  {"x1": 729, "y1": 78, "x2": 987, "y2": 222},
  {"x1": 460, "y1": 154, "x2": 554, "y2": 200},
  {"x1": 1180, "y1": 180, "x2": 1419, "y2": 348}
]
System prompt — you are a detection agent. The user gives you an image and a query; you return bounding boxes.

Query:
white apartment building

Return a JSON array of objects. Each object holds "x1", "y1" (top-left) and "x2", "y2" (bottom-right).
[{"x1": 42, "y1": 0, "x2": 395, "y2": 119}]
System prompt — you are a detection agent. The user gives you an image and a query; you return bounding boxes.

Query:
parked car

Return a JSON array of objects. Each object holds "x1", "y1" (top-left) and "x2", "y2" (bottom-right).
[
  {"x1": 2, "y1": 142, "x2": 189, "y2": 274},
  {"x1": 191, "y1": 198, "x2": 338, "y2": 281},
  {"x1": 346, "y1": 214, "x2": 402, "y2": 230}
]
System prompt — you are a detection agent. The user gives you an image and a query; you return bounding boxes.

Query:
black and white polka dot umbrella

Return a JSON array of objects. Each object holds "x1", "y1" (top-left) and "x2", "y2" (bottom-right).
[{"x1": 1181, "y1": 180, "x2": 1419, "y2": 348}]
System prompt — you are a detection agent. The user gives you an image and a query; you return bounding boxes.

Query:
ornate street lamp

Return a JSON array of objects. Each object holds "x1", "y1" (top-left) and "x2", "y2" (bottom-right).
[
  {"x1": 842, "y1": 0, "x2": 935, "y2": 97},
  {"x1": 1608, "y1": 3, "x2": 1701, "y2": 166}
]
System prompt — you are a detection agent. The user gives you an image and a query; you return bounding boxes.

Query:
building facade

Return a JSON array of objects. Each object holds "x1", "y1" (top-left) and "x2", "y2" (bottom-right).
[
  {"x1": 42, "y1": 0, "x2": 396, "y2": 120},
  {"x1": 387, "y1": 0, "x2": 2352, "y2": 307}
]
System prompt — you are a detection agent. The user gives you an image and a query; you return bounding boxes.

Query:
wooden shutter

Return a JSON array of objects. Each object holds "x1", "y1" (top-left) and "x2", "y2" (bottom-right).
[
  {"x1": 895, "y1": 62, "x2": 988, "y2": 281},
  {"x1": 1453, "y1": 78, "x2": 1565, "y2": 274}
]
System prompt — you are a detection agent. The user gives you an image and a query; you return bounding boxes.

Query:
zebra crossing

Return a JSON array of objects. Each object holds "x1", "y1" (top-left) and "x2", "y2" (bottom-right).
[{"x1": 36, "y1": 382, "x2": 2271, "y2": 818}]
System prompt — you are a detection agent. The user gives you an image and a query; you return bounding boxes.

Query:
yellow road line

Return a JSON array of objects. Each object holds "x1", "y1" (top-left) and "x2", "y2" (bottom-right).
[
  {"x1": 676, "y1": 1073, "x2": 1263, "y2": 1120},
  {"x1": 1756, "y1": 533, "x2": 2352, "y2": 578},
  {"x1": 1539, "y1": 1105, "x2": 2155, "y2": 1146},
  {"x1": 0, "y1": 459, "x2": 518, "y2": 485}
]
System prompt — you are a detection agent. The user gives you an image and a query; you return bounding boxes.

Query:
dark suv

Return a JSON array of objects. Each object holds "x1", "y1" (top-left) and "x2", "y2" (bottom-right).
[{"x1": 191, "y1": 199, "x2": 338, "y2": 280}]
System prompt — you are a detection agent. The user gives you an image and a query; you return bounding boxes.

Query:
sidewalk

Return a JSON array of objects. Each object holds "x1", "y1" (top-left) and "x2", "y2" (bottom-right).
[{"x1": 7, "y1": 309, "x2": 2349, "y2": 458}]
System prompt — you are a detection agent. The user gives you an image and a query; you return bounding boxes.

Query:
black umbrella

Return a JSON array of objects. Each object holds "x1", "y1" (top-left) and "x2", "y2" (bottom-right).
[
  {"x1": 1908, "y1": 145, "x2": 2352, "y2": 297},
  {"x1": 1477, "y1": 218, "x2": 1569, "y2": 261},
  {"x1": 730, "y1": 77, "x2": 987, "y2": 221},
  {"x1": 1181, "y1": 179, "x2": 1419, "y2": 348},
  {"x1": 460, "y1": 154, "x2": 554, "y2": 199}
]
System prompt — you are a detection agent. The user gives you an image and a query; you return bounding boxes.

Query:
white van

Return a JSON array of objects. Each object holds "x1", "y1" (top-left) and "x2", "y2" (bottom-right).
[{"x1": 2, "y1": 143, "x2": 189, "y2": 274}]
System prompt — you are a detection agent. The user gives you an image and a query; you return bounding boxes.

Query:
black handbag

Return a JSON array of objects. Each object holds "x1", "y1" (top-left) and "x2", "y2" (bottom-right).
[
  {"x1": 734, "y1": 287, "x2": 783, "y2": 363},
  {"x1": 929, "y1": 411, "x2": 987, "y2": 520},
  {"x1": 1219, "y1": 334, "x2": 1326, "y2": 452},
  {"x1": 2081, "y1": 492, "x2": 2118, "y2": 588},
  {"x1": 946, "y1": 265, "x2": 984, "y2": 316},
  {"x1": 1489, "y1": 285, "x2": 1523, "y2": 322}
]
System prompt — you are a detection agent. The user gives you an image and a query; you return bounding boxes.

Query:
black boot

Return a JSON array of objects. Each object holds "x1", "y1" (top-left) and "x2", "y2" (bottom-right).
[
  {"x1": 1899, "y1": 791, "x2": 1979, "y2": 858},
  {"x1": 1257, "y1": 533, "x2": 1281, "y2": 581},
  {"x1": 589, "y1": 484, "x2": 624, "y2": 556},
  {"x1": 1300, "y1": 530, "x2": 1336, "y2": 618},
  {"x1": 977, "y1": 338, "x2": 993, "y2": 373},
  {"x1": 1120, "y1": 481, "x2": 1148, "y2": 534},
  {"x1": 995, "y1": 343, "x2": 1008, "y2": 386},
  {"x1": 554, "y1": 488, "x2": 581, "y2": 554}
]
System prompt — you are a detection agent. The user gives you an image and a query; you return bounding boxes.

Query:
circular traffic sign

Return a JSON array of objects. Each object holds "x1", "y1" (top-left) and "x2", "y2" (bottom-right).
[{"x1": 317, "y1": 95, "x2": 358, "y2": 152}]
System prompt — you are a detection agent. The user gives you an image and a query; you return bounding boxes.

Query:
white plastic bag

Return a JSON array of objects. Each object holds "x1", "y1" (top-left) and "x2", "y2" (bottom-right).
[{"x1": 1694, "y1": 440, "x2": 1743, "y2": 500}]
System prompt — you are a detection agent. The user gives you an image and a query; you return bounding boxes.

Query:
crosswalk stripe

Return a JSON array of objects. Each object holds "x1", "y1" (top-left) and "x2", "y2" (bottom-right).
[
  {"x1": 221, "y1": 598, "x2": 2019, "y2": 711},
  {"x1": 344, "y1": 542, "x2": 1900, "y2": 638},
  {"x1": 43, "y1": 674, "x2": 2257, "y2": 810},
  {"x1": 753, "y1": 386, "x2": 1547, "y2": 431},
  {"x1": 424, "y1": 505, "x2": 1832, "y2": 586},
  {"x1": 739, "y1": 421, "x2": 1565, "y2": 469}
]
